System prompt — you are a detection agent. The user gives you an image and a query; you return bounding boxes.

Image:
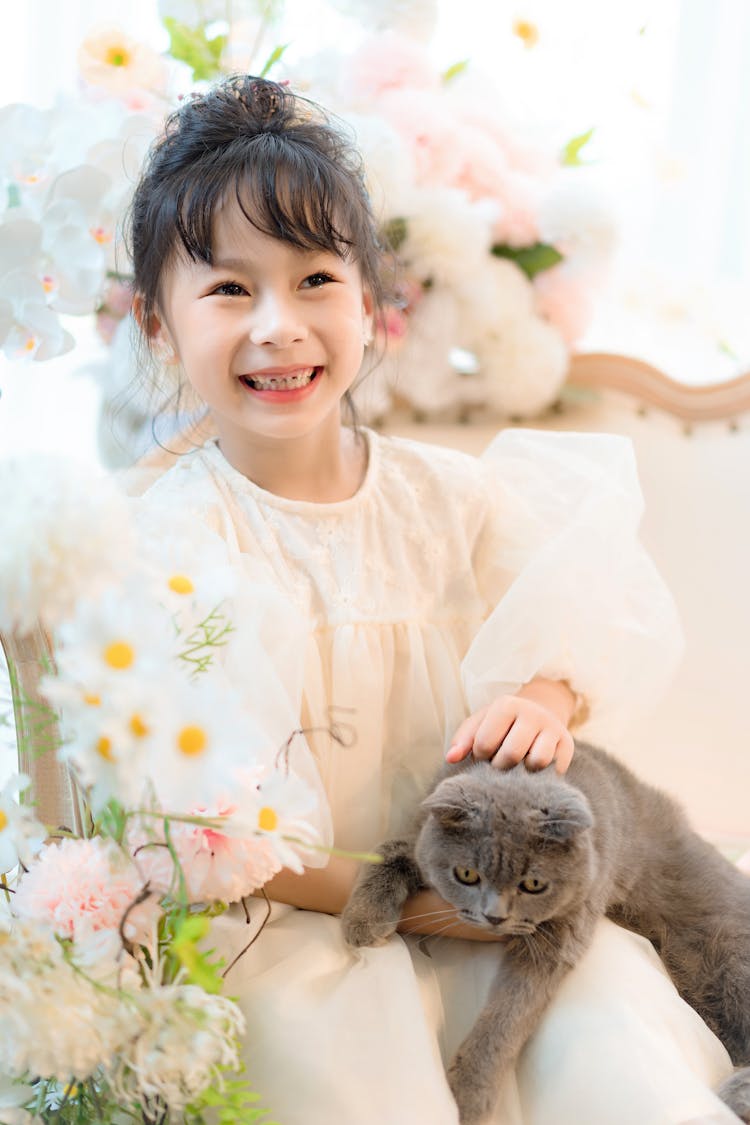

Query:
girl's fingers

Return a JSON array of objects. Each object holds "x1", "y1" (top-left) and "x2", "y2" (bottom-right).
[
  {"x1": 472, "y1": 699, "x2": 519, "y2": 760},
  {"x1": 446, "y1": 707, "x2": 489, "y2": 762},
  {"x1": 553, "y1": 731, "x2": 576, "y2": 775},
  {"x1": 525, "y1": 729, "x2": 559, "y2": 771},
  {"x1": 488, "y1": 717, "x2": 538, "y2": 769}
]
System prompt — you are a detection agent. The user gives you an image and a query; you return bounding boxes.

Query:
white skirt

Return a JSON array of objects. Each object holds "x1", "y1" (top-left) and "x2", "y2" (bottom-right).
[{"x1": 212, "y1": 903, "x2": 736, "y2": 1125}]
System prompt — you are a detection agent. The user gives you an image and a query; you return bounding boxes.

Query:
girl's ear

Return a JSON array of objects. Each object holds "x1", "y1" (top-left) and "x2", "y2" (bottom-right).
[{"x1": 132, "y1": 294, "x2": 178, "y2": 364}]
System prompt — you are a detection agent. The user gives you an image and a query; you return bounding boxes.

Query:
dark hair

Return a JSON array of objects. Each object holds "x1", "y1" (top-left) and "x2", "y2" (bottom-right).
[{"x1": 127, "y1": 74, "x2": 387, "y2": 336}]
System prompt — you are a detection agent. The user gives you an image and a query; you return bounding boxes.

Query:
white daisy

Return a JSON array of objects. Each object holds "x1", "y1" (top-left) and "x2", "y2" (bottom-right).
[
  {"x1": 141, "y1": 673, "x2": 275, "y2": 814},
  {"x1": 0, "y1": 776, "x2": 45, "y2": 875}
]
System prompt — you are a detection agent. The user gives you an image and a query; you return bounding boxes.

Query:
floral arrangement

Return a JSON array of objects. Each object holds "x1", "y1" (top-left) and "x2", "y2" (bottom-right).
[
  {"x1": 0, "y1": 453, "x2": 338, "y2": 1122},
  {"x1": 0, "y1": 0, "x2": 613, "y2": 463}
]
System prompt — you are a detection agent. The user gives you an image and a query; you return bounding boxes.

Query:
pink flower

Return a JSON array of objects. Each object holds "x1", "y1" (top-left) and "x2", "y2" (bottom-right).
[
  {"x1": 533, "y1": 264, "x2": 595, "y2": 347},
  {"x1": 339, "y1": 31, "x2": 439, "y2": 104},
  {"x1": 131, "y1": 799, "x2": 283, "y2": 906},
  {"x1": 13, "y1": 837, "x2": 153, "y2": 941},
  {"x1": 379, "y1": 90, "x2": 461, "y2": 185}
]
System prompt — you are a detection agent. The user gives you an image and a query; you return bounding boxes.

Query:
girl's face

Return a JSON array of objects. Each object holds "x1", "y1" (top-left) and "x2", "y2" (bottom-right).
[{"x1": 151, "y1": 200, "x2": 373, "y2": 459}]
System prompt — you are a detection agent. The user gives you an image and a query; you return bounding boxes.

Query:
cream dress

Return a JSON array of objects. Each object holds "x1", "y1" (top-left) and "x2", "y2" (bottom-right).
[{"x1": 135, "y1": 427, "x2": 736, "y2": 1125}]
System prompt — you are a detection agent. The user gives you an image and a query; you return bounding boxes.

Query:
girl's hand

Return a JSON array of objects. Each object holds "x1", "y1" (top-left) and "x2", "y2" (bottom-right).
[{"x1": 446, "y1": 679, "x2": 577, "y2": 774}]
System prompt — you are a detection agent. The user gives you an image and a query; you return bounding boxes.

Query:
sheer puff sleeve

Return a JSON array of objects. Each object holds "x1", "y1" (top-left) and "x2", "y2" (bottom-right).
[{"x1": 461, "y1": 429, "x2": 684, "y2": 741}]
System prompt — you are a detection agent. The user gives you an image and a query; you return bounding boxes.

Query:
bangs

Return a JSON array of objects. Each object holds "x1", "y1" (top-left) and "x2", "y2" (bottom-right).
[{"x1": 174, "y1": 134, "x2": 359, "y2": 266}]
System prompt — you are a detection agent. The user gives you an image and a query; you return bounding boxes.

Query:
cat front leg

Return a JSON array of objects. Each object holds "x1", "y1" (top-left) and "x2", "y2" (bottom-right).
[
  {"x1": 341, "y1": 839, "x2": 425, "y2": 948},
  {"x1": 718, "y1": 1067, "x2": 750, "y2": 1123},
  {"x1": 448, "y1": 921, "x2": 594, "y2": 1125}
]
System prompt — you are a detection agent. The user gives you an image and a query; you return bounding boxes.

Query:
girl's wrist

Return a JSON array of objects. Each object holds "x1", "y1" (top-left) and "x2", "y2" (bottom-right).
[{"x1": 517, "y1": 677, "x2": 585, "y2": 730}]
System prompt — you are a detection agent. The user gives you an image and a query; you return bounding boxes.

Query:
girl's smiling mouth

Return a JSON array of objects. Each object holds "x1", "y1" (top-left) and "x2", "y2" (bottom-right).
[{"x1": 239, "y1": 366, "x2": 321, "y2": 399}]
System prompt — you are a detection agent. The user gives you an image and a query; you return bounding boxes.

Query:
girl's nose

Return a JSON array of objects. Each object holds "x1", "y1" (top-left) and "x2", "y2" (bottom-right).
[{"x1": 248, "y1": 292, "x2": 307, "y2": 348}]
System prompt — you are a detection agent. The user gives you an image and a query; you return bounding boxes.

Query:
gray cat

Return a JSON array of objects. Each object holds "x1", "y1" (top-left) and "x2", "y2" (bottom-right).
[{"x1": 341, "y1": 742, "x2": 750, "y2": 1124}]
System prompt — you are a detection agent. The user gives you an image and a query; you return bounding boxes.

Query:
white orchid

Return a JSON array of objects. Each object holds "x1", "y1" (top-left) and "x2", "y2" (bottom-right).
[
  {"x1": 0, "y1": 775, "x2": 46, "y2": 875},
  {"x1": 0, "y1": 271, "x2": 73, "y2": 361}
]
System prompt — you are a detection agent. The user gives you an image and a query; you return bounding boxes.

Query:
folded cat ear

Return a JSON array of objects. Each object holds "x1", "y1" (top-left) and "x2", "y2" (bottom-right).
[
  {"x1": 422, "y1": 779, "x2": 477, "y2": 830},
  {"x1": 533, "y1": 790, "x2": 594, "y2": 844}
]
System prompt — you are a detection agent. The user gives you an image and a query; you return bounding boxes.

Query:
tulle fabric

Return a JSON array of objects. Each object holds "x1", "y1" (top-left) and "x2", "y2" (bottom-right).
[{"x1": 133, "y1": 427, "x2": 735, "y2": 1123}]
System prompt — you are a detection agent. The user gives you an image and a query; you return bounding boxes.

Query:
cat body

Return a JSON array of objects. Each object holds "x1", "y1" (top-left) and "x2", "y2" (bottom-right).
[{"x1": 341, "y1": 743, "x2": 750, "y2": 1124}]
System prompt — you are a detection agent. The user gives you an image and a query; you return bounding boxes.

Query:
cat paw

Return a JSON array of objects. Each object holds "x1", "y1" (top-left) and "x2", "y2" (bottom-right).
[
  {"x1": 341, "y1": 913, "x2": 396, "y2": 948},
  {"x1": 447, "y1": 1054, "x2": 495, "y2": 1124}
]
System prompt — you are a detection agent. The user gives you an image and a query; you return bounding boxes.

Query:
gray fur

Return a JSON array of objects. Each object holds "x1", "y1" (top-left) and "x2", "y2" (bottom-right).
[{"x1": 341, "y1": 742, "x2": 750, "y2": 1124}]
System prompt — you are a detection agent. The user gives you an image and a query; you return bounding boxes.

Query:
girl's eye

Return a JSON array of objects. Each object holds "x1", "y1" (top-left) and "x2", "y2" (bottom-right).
[
  {"x1": 302, "y1": 272, "x2": 335, "y2": 289},
  {"x1": 453, "y1": 866, "x2": 481, "y2": 886},
  {"x1": 214, "y1": 282, "x2": 247, "y2": 297},
  {"x1": 519, "y1": 877, "x2": 548, "y2": 894}
]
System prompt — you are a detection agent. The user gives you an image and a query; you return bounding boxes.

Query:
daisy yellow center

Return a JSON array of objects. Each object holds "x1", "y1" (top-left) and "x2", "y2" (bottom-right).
[
  {"x1": 168, "y1": 574, "x2": 195, "y2": 595},
  {"x1": 103, "y1": 641, "x2": 134, "y2": 670},
  {"x1": 96, "y1": 736, "x2": 114, "y2": 761},
  {"x1": 41, "y1": 275, "x2": 56, "y2": 293},
  {"x1": 129, "y1": 713, "x2": 149, "y2": 738},
  {"x1": 512, "y1": 18, "x2": 539, "y2": 47},
  {"x1": 83, "y1": 692, "x2": 101, "y2": 706},
  {"x1": 177, "y1": 725, "x2": 207, "y2": 756},
  {"x1": 258, "y1": 806, "x2": 278, "y2": 832},
  {"x1": 63, "y1": 1084, "x2": 79, "y2": 1099},
  {"x1": 23, "y1": 336, "x2": 36, "y2": 353},
  {"x1": 105, "y1": 46, "x2": 131, "y2": 67},
  {"x1": 0, "y1": 810, "x2": 7, "y2": 832}
]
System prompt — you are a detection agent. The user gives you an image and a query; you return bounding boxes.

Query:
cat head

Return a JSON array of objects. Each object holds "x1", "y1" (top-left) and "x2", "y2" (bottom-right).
[{"x1": 414, "y1": 762, "x2": 595, "y2": 936}]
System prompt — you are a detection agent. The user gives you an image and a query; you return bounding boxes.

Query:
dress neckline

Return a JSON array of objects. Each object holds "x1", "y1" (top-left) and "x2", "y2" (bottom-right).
[{"x1": 201, "y1": 427, "x2": 378, "y2": 515}]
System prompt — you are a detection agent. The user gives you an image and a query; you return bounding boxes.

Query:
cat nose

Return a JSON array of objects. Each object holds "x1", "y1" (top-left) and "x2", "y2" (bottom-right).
[{"x1": 482, "y1": 912, "x2": 507, "y2": 926}]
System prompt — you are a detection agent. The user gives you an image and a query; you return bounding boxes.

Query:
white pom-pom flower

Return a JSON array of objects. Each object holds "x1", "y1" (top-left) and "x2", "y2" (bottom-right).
[
  {"x1": 118, "y1": 982, "x2": 244, "y2": 1110},
  {"x1": 399, "y1": 188, "x2": 495, "y2": 288},
  {"x1": 538, "y1": 174, "x2": 617, "y2": 268},
  {"x1": 0, "y1": 918, "x2": 138, "y2": 1081},
  {"x1": 476, "y1": 313, "x2": 569, "y2": 417},
  {"x1": 0, "y1": 457, "x2": 135, "y2": 633}
]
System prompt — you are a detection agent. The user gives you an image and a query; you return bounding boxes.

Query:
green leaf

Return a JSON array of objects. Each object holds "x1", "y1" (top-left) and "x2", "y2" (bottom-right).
[
  {"x1": 561, "y1": 127, "x2": 595, "y2": 167},
  {"x1": 259, "y1": 42, "x2": 289, "y2": 78},
  {"x1": 442, "y1": 58, "x2": 469, "y2": 83},
  {"x1": 95, "y1": 798, "x2": 127, "y2": 844},
  {"x1": 491, "y1": 241, "x2": 564, "y2": 279},
  {"x1": 169, "y1": 913, "x2": 225, "y2": 994},
  {"x1": 163, "y1": 17, "x2": 227, "y2": 81},
  {"x1": 381, "y1": 216, "x2": 408, "y2": 253},
  {"x1": 7, "y1": 183, "x2": 20, "y2": 208}
]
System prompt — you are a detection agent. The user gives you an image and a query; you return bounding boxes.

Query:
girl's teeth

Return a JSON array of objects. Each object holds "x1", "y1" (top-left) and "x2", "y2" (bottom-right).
[{"x1": 247, "y1": 368, "x2": 315, "y2": 390}]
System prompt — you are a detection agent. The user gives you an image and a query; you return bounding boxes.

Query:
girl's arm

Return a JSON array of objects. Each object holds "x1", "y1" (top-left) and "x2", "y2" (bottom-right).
[{"x1": 254, "y1": 860, "x2": 505, "y2": 942}]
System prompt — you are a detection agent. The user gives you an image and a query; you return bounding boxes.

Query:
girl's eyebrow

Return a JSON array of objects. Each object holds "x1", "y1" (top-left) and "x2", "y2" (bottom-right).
[
  {"x1": 210, "y1": 248, "x2": 332, "y2": 271},
  {"x1": 210, "y1": 257, "x2": 253, "y2": 270}
]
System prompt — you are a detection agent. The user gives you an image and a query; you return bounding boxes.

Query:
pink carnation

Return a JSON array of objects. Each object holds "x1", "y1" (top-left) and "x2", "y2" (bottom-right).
[
  {"x1": 13, "y1": 837, "x2": 151, "y2": 940},
  {"x1": 131, "y1": 801, "x2": 282, "y2": 905},
  {"x1": 340, "y1": 31, "x2": 439, "y2": 103}
]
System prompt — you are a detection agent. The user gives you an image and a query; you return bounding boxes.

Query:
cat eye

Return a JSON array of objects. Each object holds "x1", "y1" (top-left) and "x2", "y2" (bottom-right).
[
  {"x1": 518, "y1": 877, "x2": 548, "y2": 895},
  {"x1": 453, "y1": 866, "x2": 481, "y2": 885}
]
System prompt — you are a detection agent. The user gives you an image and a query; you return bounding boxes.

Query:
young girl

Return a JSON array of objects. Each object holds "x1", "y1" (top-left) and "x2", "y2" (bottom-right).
[{"x1": 126, "y1": 76, "x2": 735, "y2": 1123}]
